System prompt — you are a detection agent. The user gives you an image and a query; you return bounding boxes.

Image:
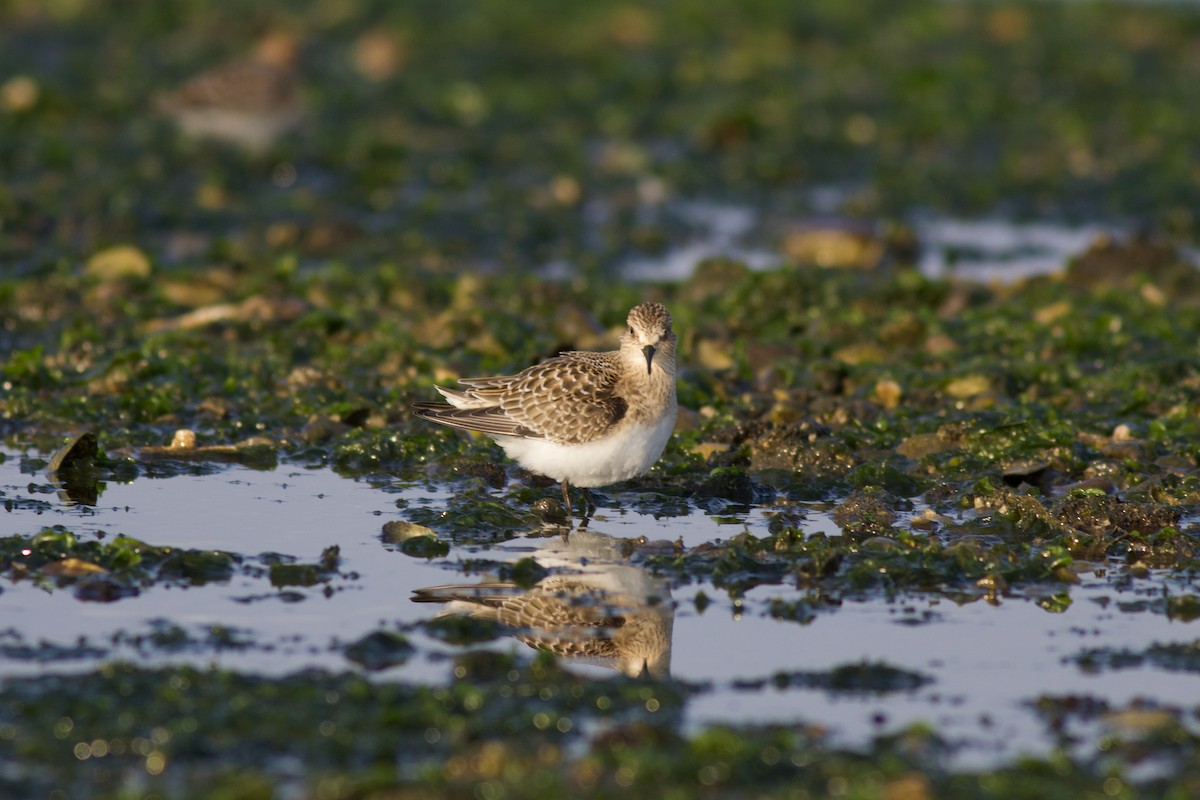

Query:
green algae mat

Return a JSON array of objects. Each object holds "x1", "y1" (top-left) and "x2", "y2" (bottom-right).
[{"x1": 5, "y1": 1, "x2": 1200, "y2": 798}]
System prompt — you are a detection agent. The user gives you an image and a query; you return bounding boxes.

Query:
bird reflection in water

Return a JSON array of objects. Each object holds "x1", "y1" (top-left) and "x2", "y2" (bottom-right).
[{"x1": 413, "y1": 530, "x2": 673, "y2": 678}]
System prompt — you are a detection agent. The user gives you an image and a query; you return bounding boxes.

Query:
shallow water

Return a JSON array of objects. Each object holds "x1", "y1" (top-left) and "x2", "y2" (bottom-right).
[
  {"x1": 912, "y1": 217, "x2": 1118, "y2": 283},
  {"x1": 607, "y1": 199, "x2": 1125, "y2": 285},
  {"x1": 0, "y1": 459, "x2": 457, "y2": 682},
  {"x1": 2, "y1": 453, "x2": 1197, "y2": 770}
]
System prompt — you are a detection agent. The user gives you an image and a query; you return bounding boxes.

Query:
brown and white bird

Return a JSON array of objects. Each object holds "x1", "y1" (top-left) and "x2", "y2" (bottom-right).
[
  {"x1": 411, "y1": 302, "x2": 678, "y2": 515},
  {"x1": 413, "y1": 530, "x2": 674, "y2": 677},
  {"x1": 155, "y1": 33, "x2": 303, "y2": 153}
]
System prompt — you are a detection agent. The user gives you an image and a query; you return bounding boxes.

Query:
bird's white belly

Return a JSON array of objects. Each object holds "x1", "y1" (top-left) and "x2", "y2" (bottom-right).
[{"x1": 495, "y1": 410, "x2": 676, "y2": 488}]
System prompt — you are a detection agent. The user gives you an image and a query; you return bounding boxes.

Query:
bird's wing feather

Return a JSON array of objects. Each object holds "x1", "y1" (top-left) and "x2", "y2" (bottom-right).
[
  {"x1": 413, "y1": 580, "x2": 627, "y2": 630},
  {"x1": 413, "y1": 352, "x2": 628, "y2": 445},
  {"x1": 409, "y1": 401, "x2": 539, "y2": 438},
  {"x1": 493, "y1": 352, "x2": 627, "y2": 445}
]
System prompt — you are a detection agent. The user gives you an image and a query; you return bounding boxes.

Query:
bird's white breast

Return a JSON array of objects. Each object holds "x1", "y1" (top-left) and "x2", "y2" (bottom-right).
[{"x1": 495, "y1": 406, "x2": 677, "y2": 488}]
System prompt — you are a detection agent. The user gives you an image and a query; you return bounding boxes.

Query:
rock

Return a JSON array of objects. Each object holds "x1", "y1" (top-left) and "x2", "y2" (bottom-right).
[
  {"x1": 137, "y1": 435, "x2": 277, "y2": 468},
  {"x1": 170, "y1": 429, "x2": 197, "y2": 449},
  {"x1": 344, "y1": 630, "x2": 413, "y2": 671},
  {"x1": 776, "y1": 218, "x2": 888, "y2": 270},
  {"x1": 833, "y1": 344, "x2": 885, "y2": 366},
  {"x1": 873, "y1": 379, "x2": 902, "y2": 411},
  {"x1": 43, "y1": 558, "x2": 108, "y2": 577},
  {"x1": 895, "y1": 432, "x2": 956, "y2": 459},
  {"x1": 381, "y1": 520, "x2": 437, "y2": 543},
  {"x1": 945, "y1": 375, "x2": 990, "y2": 399},
  {"x1": 300, "y1": 416, "x2": 352, "y2": 444},
  {"x1": 85, "y1": 245, "x2": 151, "y2": 280},
  {"x1": 352, "y1": 29, "x2": 406, "y2": 82},
  {"x1": 47, "y1": 432, "x2": 101, "y2": 505},
  {"x1": 689, "y1": 442, "x2": 730, "y2": 460},
  {"x1": 531, "y1": 497, "x2": 568, "y2": 525},
  {"x1": 1, "y1": 74, "x2": 39, "y2": 112},
  {"x1": 47, "y1": 432, "x2": 99, "y2": 476},
  {"x1": 695, "y1": 337, "x2": 735, "y2": 370},
  {"x1": 833, "y1": 488, "x2": 899, "y2": 538}
]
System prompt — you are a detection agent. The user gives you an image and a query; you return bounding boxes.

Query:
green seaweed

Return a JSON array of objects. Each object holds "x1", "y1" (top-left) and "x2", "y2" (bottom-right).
[{"x1": 6, "y1": 0, "x2": 1200, "y2": 795}]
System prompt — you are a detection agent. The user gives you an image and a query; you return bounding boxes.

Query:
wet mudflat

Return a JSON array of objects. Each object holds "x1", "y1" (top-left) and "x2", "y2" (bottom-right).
[
  {"x1": 4, "y1": 446, "x2": 1200, "y2": 797},
  {"x1": 6, "y1": 0, "x2": 1200, "y2": 797}
]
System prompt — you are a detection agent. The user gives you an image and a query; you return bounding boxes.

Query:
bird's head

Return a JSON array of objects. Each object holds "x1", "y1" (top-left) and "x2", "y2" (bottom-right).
[{"x1": 622, "y1": 302, "x2": 675, "y2": 375}]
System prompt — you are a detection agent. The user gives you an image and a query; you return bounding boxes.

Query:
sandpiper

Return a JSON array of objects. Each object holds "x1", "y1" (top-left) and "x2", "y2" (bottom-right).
[
  {"x1": 155, "y1": 33, "x2": 303, "y2": 153},
  {"x1": 413, "y1": 529, "x2": 674, "y2": 677},
  {"x1": 411, "y1": 302, "x2": 678, "y2": 515}
]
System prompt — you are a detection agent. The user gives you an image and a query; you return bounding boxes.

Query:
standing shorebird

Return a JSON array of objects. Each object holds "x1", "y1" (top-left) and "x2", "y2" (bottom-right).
[
  {"x1": 410, "y1": 302, "x2": 678, "y2": 516},
  {"x1": 155, "y1": 33, "x2": 303, "y2": 153}
]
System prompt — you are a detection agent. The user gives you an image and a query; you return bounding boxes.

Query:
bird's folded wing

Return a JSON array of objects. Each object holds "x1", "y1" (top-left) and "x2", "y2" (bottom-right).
[{"x1": 487, "y1": 353, "x2": 628, "y2": 445}]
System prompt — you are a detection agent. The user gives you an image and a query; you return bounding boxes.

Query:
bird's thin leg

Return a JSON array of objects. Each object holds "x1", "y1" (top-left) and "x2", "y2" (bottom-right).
[
  {"x1": 561, "y1": 480, "x2": 573, "y2": 516},
  {"x1": 582, "y1": 488, "x2": 595, "y2": 518}
]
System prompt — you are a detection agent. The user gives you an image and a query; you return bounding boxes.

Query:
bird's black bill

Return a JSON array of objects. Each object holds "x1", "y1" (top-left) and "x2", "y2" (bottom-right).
[{"x1": 642, "y1": 344, "x2": 656, "y2": 374}]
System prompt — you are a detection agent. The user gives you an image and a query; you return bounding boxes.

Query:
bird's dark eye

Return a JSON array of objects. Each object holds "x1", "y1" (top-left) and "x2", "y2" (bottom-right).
[{"x1": 628, "y1": 326, "x2": 634, "y2": 335}]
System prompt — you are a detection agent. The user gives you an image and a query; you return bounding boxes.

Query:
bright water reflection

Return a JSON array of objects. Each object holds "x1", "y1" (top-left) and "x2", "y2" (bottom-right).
[{"x1": 601, "y1": 197, "x2": 1133, "y2": 286}]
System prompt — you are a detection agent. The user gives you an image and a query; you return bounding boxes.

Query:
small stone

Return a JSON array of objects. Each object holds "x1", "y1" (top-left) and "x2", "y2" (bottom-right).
[
  {"x1": 531, "y1": 497, "x2": 568, "y2": 524},
  {"x1": 47, "y1": 433, "x2": 99, "y2": 477},
  {"x1": 344, "y1": 630, "x2": 413, "y2": 671},
  {"x1": 1057, "y1": 478, "x2": 1117, "y2": 495},
  {"x1": 1033, "y1": 301, "x2": 1071, "y2": 325},
  {"x1": 1140, "y1": 283, "x2": 1167, "y2": 306},
  {"x1": 85, "y1": 245, "x2": 151, "y2": 281},
  {"x1": 924, "y1": 334, "x2": 958, "y2": 355},
  {"x1": 778, "y1": 220, "x2": 885, "y2": 269},
  {"x1": 895, "y1": 433, "x2": 955, "y2": 459},
  {"x1": 695, "y1": 338, "x2": 735, "y2": 370},
  {"x1": 1112, "y1": 423, "x2": 1134, "y2": 442},
  {"x1": 353, "y1": 29, "x2": 406, "y2": 82},
  {"x1": 287, "y1": 366, "x2": 327, "y2": 390},
  {"x1": 43, "y1": 558, "x2": 108, "y2": 577},
  {"x1": 300, "y1": 416, "x2": 352, "y2": 444},
  {"x1": 75, "y1": 577, "x2": 139, "y2": 602},
  {"x1": 1002, "y1": 459, "x2": 1049, "y2": 478},
  {"x1": 945, "y1": 375, "x2": 990, "y2": 399},
  {"x1": 873, "y1": 379, "x2": 902, "y2": 410},
  {"x1": 1, "y1": 75, "x2": 39, "y2": 112},
  {"x1": 690, "y1": 442, "x2": 730, "y2": 460},
  {"x1": 381, "y1": 520, "x2": 437, "y2": 543},
  {"x1": 833, "y1": 343, "x2": 885, "y2": 366},
  {"x1": 910, "y1": 517, "x2": 936, "y2": 532},
  {"x1": 170, "y1": 429, "x2": 197, "y2": 449}
]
